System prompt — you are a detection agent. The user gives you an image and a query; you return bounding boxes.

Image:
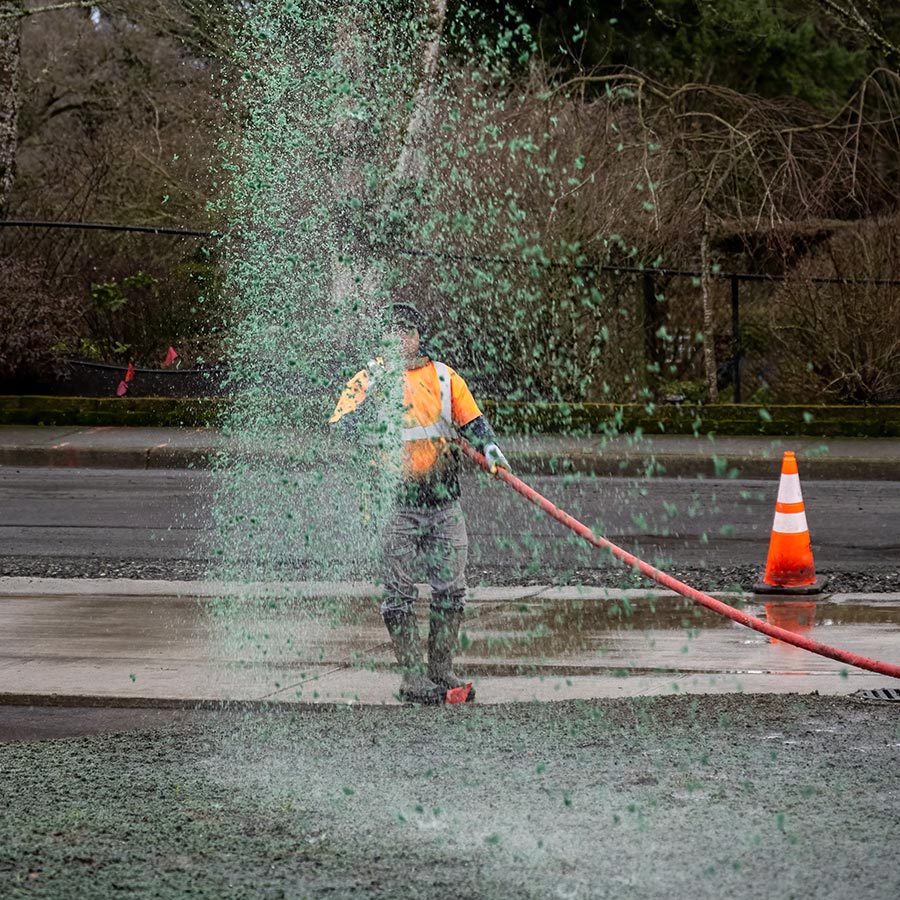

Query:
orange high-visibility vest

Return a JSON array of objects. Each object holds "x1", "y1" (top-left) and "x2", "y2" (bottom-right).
[{"x1": 329, "y1": 359, "x2": 481, "y2": 477}]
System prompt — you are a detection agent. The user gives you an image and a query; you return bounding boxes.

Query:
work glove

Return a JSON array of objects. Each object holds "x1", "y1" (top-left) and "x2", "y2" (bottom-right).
[{"x1": 484, "y1": 443, "x2": 510, "y2": 475}]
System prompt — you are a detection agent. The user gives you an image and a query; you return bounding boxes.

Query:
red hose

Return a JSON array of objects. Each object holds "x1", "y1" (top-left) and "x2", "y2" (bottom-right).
[{"x1": 458, "y1": 439, "x2": 900, "y2": 680}]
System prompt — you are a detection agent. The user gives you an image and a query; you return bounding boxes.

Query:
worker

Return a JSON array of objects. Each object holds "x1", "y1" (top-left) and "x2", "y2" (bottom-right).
[{"x1": 329, "y1": 301, "x2": 510, "y2": 704}]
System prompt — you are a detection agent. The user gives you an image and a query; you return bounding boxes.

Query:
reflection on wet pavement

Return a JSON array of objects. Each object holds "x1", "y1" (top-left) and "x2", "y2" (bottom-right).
[
  {"x1": 764, "y1": 600, "x2": 817, "y2": 642},
  {"x1": 466, "y1": 593, "x2": 900, "y2": 676}
]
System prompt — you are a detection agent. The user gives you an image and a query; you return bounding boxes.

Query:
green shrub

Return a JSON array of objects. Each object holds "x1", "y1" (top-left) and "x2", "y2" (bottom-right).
[{"x1": 0, "y1": 260, "x2": 79, "y2": 381}]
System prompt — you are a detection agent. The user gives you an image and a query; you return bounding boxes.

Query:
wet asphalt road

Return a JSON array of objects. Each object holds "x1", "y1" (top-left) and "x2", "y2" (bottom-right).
[{"x1": 0, "y1": 467, "x2": 898, "y2": 589}]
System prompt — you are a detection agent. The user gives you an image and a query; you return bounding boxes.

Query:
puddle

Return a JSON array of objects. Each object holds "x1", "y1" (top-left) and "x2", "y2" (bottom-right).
[
  {"x1": 464, "y1": 595, "x2": 900, "y2": 677},
  {"x1": 3, "y1": 589, "x2": 897, "y2": 702}
]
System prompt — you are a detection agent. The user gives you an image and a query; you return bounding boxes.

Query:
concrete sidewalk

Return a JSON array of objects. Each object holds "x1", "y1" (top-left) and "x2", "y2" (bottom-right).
[
  {"x1": 1, "y1": 425, "x2": 898, "y2": 478},
  {"x1": 2, "y1": 577, "x2": 897, "y2": 709}
]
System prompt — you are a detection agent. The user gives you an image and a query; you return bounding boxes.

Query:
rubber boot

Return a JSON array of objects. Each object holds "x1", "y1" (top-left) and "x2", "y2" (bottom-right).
[
  {"x1": 428, "y1": 607, "x2": 476, "y2": 702},
  {"x1": 382, "y1": 608, "x2": 445, "y2": 705}
]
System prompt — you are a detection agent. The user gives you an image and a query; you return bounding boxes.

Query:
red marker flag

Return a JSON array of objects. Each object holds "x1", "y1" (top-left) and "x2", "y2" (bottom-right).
[
  {"x1": 116, "y1": 361, "x2": 136, "y2": 397},
  {"x1": 445, "y1": 683, "x2": 473, "y2": 704},
  {"x1": 163, "y1": 346, "x2": 179, "y2": 367}
]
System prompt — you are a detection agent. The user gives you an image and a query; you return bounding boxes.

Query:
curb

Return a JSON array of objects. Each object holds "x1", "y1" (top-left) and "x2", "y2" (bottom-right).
[
  {"x1": 16, "y1": 577, "x2": 900, "y2": 604},
  {"x1": 0, "y1": 693, "x2": 360, "y2": 712},
  {"x1": 0, "y1": 447, "x2": 210, "y2": 470},
  {"x1": 1, "y1": 445, "x2": 898, "y2": 479}
]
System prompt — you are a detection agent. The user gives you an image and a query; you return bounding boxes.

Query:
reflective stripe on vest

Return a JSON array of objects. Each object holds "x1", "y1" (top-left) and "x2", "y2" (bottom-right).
[{"x1": 400, "y1": 360, "x2": 455, "y2": 442}]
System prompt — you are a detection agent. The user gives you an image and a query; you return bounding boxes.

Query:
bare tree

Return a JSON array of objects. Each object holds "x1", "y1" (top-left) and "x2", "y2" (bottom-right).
[
  {"x1": 815, "y1": 0, "x2": 900, "y2": 71},
  {"x1": 0, "y1": 0, "x2": 232, "y2": 217},
  {"x1": 0, "y1": 0, "x2": 23, "y2": 214},
  {"x1": 508, "y1": 68, "x2": 900, "y2": 397},
  {"x1": 0, "y1": 3, "x2": 111, "y2": 215},
  {"x1": 0, "y1": 1, "x2": 227, "y2": 370},
  {"x1": 99, "y1": 0, "x2": 233, "y2": 58},
  {"x1": 769, "y1": 214, "x2": 900, "y2": 402}
]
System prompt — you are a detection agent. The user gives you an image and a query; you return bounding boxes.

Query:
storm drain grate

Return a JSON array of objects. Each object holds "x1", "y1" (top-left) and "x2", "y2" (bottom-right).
[{"x1": 851, "y1": 687, "x2": 900, "y2": 702}]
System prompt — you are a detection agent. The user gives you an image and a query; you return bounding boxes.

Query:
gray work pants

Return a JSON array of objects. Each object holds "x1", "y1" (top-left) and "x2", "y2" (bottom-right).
[{"x1": 380, "y1": 501, "x2": 468, "y2": 614}]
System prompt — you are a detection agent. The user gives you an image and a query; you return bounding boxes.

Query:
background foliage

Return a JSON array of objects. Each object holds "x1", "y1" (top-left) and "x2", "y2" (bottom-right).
[{"x1": 1, "y1": 0, "x2": 899, "y2": 403}]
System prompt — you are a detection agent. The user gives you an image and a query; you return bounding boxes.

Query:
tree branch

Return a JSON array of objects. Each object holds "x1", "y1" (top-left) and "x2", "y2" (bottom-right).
[
  {"x1": 0, "y1": 1, "x2": 95, "y2": 19},
  {"x1": 816, "y1": 0, "x2": 900, "y2": 68}
]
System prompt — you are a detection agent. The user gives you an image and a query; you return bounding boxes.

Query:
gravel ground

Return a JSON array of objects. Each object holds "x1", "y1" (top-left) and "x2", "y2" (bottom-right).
[
  {"x1": 2, "y1": 554, "x2": 898, "y2": 593},
  {"x1": 3, "y1": 694, "x2": 900, "y2": 900}
]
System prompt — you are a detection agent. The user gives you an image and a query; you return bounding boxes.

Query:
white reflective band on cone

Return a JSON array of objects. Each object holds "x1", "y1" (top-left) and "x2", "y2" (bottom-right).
[
  {"x1": 773, "y1": 511, "x2": 809, "y2": 534},
  {"x1": 777, "y1": 473, "x2": 804, "y2": 504}
]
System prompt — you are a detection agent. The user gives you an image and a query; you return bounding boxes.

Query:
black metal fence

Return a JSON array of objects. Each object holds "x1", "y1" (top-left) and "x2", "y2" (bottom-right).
[{"x1": 5, "y1": 219, "x2": 900, "y2": 403}]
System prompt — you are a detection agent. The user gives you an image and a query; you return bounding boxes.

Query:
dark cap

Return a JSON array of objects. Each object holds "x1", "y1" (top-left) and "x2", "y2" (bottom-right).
[{"x1": 390, "y1": 303, "x2": 427, "y2": 335}]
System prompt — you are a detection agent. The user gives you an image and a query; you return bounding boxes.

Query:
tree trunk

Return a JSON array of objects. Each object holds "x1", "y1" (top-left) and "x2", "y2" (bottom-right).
[
  {"x1": 332, "y1": 0, "x2": 447, "y2": 292},
  {"x1": 0, "y1": 1, "x2": 22, "y2": 216},
  {"x1": 700, "y1": 217, "x2": 719, "y2": 402},
  {"x1": 330, "y1": 0, "x2": 448, "y2": 310},
  {"x1": 385, "y1": 0, "x2": 447, "y2": 197}
]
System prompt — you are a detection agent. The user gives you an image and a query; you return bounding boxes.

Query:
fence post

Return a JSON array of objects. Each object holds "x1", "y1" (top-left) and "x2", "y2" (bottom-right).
[
  {"x1": 731, "y1": 274, "x2": 742, "y2": 403},
  {"x1": 642, "y1": 272, "x2": 661, "y2": 395}
]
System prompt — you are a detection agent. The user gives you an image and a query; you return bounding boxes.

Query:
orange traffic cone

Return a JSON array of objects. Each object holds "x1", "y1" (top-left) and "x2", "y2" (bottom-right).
[{"x1": 753, "y1": 451, "x2": 826, "y2": 595}]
